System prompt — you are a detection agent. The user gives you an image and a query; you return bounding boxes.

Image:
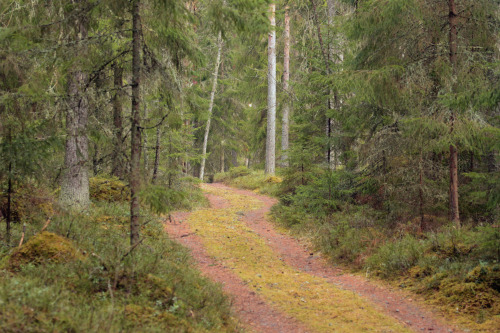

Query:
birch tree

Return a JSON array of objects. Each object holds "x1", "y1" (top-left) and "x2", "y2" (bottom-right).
[
  {"x1": 266, "y1": 3, "x2": 276, "y2": 175},
  {"x1": 281, "y1": 6, "x2": 291, "y2": 167},
  {"x1": 200, "y1": 30, "x2": 223, "y2": 181}
]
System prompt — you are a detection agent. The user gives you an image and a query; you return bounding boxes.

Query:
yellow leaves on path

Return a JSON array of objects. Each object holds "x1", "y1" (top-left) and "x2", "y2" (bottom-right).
[{"x1": 185, "y1": 185, "x2": 411, "y2": 332}]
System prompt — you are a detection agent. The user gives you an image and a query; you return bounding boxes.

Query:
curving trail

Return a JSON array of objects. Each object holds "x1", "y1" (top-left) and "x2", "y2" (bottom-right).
[{"x1": 165, "y1": 183, "x2": 461, "y2": 333}]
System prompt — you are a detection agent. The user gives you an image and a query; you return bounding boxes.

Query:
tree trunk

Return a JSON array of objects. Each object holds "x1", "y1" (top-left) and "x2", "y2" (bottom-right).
[
  {"x1": 200, "y1": 30, "x2": 223, "y2": 181},
  {"x1": 448, "y1": 0, "x2": 460, "y2": 227},
  {"x1": 327, "y1": 0, "x2": 340, "y2": 170},
  {"x1": 60, "y1": 70, "x2": 90, "y2": 210},
  {"x1": 111, "y1": 63, "x2": 125, "y2": 178},
  {"x1": 152, "y1": 127, "x2": 161, "y2": 184},
  {"x1": 6, "y1": 161, "x2": 12, "y2": 245},
  {"x1": 143, "y1": 104, "x2": 148, "y2": 176},
  {"x1": 266, "y1": 3, "x2": 277, "y2": 175},
  {"x1": 231, "y1": 150, "x2": 238, "y2": 168},
  {"x1": 281, "y1": 6, "x2": 291, "y2": 167},
  {"x1": 419, "y1": 149, "x2": 425, "y2": 231},
  {"x1": 220, "y1": 147, "x2": 225, "y2": 173},
  {"x1": 130, "y1": 0, "x2": 142, "y2": 246},
  {"x1": 310, "y1": 0, "x2": 334, "y2": 168},
  {"x1": 60, "y1": 0, "x2": 90, "y2": 211}
]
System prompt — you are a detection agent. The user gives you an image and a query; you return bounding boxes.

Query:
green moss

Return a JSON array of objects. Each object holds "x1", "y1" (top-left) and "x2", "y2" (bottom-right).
[
  {"x1": 7, "y1": 232, "x2": 82, "y2": 271},
  {"x1": 124, "y1": 304, "x2": 194, "y2": 332},
  {"x1": 90, "y1": 176, "x2": 130, "y2": 202}
]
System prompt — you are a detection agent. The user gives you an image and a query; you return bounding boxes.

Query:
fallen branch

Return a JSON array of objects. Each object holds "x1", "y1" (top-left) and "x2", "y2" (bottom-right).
[
  {"x1": 121, "y1": 238, "x2": 144, "y2": 262},
  {"x1": 18, "y1": 224, "x2": 26, "y2": 248},
  {"x1": 41, "y1": 217, "x2": 52, "y2": 232}
]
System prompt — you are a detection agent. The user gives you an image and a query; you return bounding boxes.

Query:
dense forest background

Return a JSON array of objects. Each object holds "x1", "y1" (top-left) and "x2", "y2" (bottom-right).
[{"x1": 0, "y1": 0, "x2": 499, "y2": 331}]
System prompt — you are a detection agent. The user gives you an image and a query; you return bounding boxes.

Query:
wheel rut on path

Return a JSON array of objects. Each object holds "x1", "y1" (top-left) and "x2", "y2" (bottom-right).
[{"x1": 164, "y1": 183, "x2": 462, "y2": 333}]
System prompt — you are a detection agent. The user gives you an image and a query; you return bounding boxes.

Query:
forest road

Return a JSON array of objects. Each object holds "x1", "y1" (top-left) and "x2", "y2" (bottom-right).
[{"x1": 164, "y1": 183, "x2": 462, "y2": 333}]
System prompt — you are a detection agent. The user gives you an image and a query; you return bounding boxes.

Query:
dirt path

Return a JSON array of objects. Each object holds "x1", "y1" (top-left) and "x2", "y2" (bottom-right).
[{"x1": 165, "y1": 183, "x2": 462, "y2": 333}]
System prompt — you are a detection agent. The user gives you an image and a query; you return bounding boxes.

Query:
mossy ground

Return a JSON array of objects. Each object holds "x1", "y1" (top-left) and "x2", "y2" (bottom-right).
[
  {"x1": 187, "y1": 184, "x2": 411, "y2": 332},
  {"x1": 0, "y1": 178, "x2": 239, "y2": 333}
]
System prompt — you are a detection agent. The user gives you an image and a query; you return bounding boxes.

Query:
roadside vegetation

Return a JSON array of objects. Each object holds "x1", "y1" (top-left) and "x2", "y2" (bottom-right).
[
  {"x1": 0, "y1": 176, "x2": 237, "y2": 333},
  {"x1": 216, "y1": 166, "x2": 500, "y2": 332}
]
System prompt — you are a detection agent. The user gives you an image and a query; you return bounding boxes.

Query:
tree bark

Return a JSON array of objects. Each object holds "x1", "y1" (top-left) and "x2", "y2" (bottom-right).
[
  {"x1": 152, "y1": 127, "x2": 161, "y2": 184},
  {"x1": 60, "y1": 22, "x2": 90, "y2": 210},
  {"x1": 220, "y1": 147, "x2": 225, "y2": 173},
  {"x1": 281, "y1": 6, "x2": 291, "y2": 167},
  {"x1": 266, "y1": 3, "x2": 277, "y2": 175},
  {"x1": 143, "y1": 104, "x2": 149, "y2": 175},
  {"x1": 311, "y1": 0, "x2": 334, "y2": 168},
  {"x1": 130, "y1": 0, "x2": 142, "y2": 246},
  {"x1": 111, "y1": 63, "x2": 125, "y2": 178},
  {"x1": 448, "y1": 0, "x2": 460, "y2": 227},
  {"x1": 6, "y1": 160, "x2": 12, "y2": 245},
  {"x1": 200, "y1": 30, "x2": 223, "y2": 181}
]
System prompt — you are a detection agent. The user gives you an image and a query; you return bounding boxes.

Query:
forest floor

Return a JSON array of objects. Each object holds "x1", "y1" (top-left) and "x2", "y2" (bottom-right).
[{"x1": 164, "y1": 183, "x2": 464, "y2": 333}]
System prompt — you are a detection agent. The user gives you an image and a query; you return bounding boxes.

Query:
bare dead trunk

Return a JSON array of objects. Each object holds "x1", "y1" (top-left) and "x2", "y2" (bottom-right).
[
  {"x1": 112, "y1": 63, "x2": 125, "y2": 178},
  {"x1": 200, "y1": 30, "x2": 223, "y2": 181},
  {"x1": 152, "y1": 127, "x2": 161, "y2": 184},
  {"x1": 281, "y1": 6, "x2": 291, "y2": 167},
  {"x1": 130, "y1": 0, "x2": 142, "y2": 246},
  {"x1": 266, "y1": 3, "x2": 277, "y2": 175},
  {"x1": 448, "y1": 0, "x2": 460, "y2": 227}
]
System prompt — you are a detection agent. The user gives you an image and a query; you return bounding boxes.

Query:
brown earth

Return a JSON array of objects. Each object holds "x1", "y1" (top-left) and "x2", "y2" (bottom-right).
[{"x1": 165, "y1": 183, "x2": 463, "y2": 333}]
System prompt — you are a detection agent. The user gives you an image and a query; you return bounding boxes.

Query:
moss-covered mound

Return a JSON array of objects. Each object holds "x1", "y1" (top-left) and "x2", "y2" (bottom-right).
[
  {"x1": 90, "y1": 176, "x2": 130, "y2": 202},
  {"x1": 8, "y1": 232, "x2": 81, "y2": 271}
]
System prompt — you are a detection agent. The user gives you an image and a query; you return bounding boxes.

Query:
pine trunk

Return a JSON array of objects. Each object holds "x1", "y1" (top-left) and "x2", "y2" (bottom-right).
[
  {"x1": 130, "y1": 0, "x2": 142, "y2": 246},
  {"x1": 266, "y1": 3, "x2": 277, "y2": 175},
  {"x1": 448, "y1": 0, "x2": 460, "y2": 227},
  {"x1": 281, "y1": 6, "x2": 290, "y2": 167},
  {"x1": 200, "y1": 30, "x2": 223, "y2": 181}
]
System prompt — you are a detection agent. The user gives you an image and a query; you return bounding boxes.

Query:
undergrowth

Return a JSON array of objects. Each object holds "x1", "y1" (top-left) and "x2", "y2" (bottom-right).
[
  {"x1": 271, "y1": 197, "x2": 500, "y2": 332},
  {"x1": 214, "y1": 166, "x2": 282, "y2": 196},
  {"x1": 222, "y1": 168, "x2": 500, "y2": 332},
  {"x1": 0, "y1": 176, "x2": 237, "y2": 332}
]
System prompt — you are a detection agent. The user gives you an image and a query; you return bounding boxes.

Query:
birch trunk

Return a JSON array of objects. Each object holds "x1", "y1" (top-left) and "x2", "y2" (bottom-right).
[
  {"x1": 199, "y1": 30, "x2": 223, "y2": 181},
  {"x1": 130, "y1": 0, "x2": 142, "y2": 246},
  {"x1": 60, "y1": 4, "x2": 90, "y2": 210},
  {"x1": 281, "y1": 6, "x2": 290, "y2": 167},
  {"x1": 448, "y1": 0, "x2": 460, "y2": 227},
  {"x1": 266, "y1": 3, "x2": 277, "y2": 175}
]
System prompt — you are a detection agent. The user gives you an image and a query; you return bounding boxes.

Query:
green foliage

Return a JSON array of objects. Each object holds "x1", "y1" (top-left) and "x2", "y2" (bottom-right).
[
  {"x1": 0, "y1": 193, "x2": 237, "y2": 332},
  {"x1": 367, "y1": 235, "x2": 425, "y2": 277}
]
